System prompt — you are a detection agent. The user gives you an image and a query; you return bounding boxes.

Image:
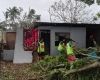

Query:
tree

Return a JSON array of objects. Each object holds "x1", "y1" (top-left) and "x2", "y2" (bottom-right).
[
  {"x1": 97, "y1": 13, "x2": 100, "y2": 18},
  {"x1": 49, "y1": 0, "x2": 87, "y2": 23},
  {"x1": 80, "y1": 0, "x2": 94, "y2": 5},
  {"x1": 28, "y1": 9, "x2": 35, "y2": 19},
  {"x1": 80, "y1": 0, "x2": 100, "y2": 24},
  {"x1": 3, "y1": 7, "x2": 40, "y2": 29},
  {"x1": 21, "y1": 8, "x2": 41, "y2": 28},
  {"x1": 3, "y1": 6, "x2": 23, "y2": 30},
  {"x1": 92, "y1": 12, "x2": 100, "y2": 23},
  {"x1": 3, "y1": 11, "x2": 9, "y2": 21},
  {"x1": 6, "y1": 7, "x2": 23, "y2": 23},
  {"x1": 27, "y1": 8, "x2": 40, "y2": 23},
  {"x1": 80, "y1": 0, "x2": 100, "y2": 5}
]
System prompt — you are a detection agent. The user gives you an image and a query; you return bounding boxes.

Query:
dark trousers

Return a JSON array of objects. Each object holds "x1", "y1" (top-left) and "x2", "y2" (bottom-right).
[{"x1": 38, "y1": 52, "x2": 45, "y2": 60}]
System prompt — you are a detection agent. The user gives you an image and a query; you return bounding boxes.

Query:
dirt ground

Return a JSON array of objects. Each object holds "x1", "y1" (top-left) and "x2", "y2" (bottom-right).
[{"x1": 0, "y1": 60, "x2": 41, "y2": 80}]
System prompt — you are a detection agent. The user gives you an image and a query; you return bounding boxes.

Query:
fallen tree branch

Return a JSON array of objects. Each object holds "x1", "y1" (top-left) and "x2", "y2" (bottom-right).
[
  {"x1": 38, "y1": 63, "x2": 50, "y2": 72},
  {"x1": 64, "y1": 61, "x2": 100, "y2": 76},
  {"x1": 52, "y1": 64, "x2": 66, "y2": 69},
  {"x1": 75, "y1": 49, "x2": 100, "y2": 59}
]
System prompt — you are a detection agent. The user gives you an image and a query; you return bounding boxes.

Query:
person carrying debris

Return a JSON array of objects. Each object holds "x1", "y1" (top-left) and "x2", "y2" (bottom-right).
[
  {"x1": 58, "y1": 41, "x2": 64, "y2": 54},
  {"x1": 58, "y1": 39, "x2": 66, "y2": 56},
  {"x1": 37, "y1": 38, "x2": 45, "y2": 60},
  {"x1": 66, "y1": 38, "x2": 76, "y2": 69}
]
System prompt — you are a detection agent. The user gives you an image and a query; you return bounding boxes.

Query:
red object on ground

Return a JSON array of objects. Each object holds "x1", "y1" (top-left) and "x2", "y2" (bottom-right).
[{"x1": 67, "y1": 55, "x2": 76, "y2": 63}]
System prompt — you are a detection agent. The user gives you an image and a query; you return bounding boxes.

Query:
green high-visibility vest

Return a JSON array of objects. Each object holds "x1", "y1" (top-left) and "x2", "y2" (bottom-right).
[
  {"x1": 66, "y1": 42, "x2": 74, "y2": 55},
  {"x1": 58, "y1": 43, "x2": 64, "y2": 51},
  {"x1": 37, "y1": 42, "x2": 45, "y2": 53},
  {"x1": 58, "y1": 42, "x2": 65, "y2": 51}
]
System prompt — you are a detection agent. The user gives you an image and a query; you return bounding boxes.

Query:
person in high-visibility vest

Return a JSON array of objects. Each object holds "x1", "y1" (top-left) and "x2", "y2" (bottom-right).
[
  {"x1": 58, "y1": 40, "x2": 66, "y2": 57},
  {"x1": 66, "y1": 39, "x2": 76, "y2": 69},
  {"x1": 37, "y1": 38, "x2": 45, "y2": 60},
  {"x1": 58, "y1": 41, "x2": 64, "y2": 53}
]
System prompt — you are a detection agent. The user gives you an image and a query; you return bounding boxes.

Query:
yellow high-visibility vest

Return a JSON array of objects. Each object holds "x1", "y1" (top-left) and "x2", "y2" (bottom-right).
[
  {"x1": 66, "y1": 42, "x2": 74, "y2": 55},
  {"x1": 37, "y1": 42, "x2": 45, "y2": 53},
  {"x1": 58, "y1": 42, "x2": 64, "y2": 51}
]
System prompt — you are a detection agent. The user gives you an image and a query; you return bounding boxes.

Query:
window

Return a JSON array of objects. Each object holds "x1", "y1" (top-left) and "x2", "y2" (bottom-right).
[{"x1": 55, "y1": 32, "x2": 70, "y2": 46}]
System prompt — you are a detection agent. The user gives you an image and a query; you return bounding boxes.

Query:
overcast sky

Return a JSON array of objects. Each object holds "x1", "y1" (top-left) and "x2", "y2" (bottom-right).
[{"x1": 0, "y1": 0, "x2": 57, "y2": 22}]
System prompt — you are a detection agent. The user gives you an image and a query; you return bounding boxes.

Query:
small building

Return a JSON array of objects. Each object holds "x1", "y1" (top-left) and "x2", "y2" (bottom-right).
[{"x1": 1, "y1": 22, "x2": 100, "y2": 63}]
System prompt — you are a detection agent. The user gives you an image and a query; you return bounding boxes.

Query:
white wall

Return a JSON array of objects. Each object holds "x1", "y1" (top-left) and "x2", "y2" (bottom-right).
[
  {"x1": 13, "y1": 27, "x2": 32, "y2": 63},
  {"x1": 70, "y1": 27, "x2": 86, "y2": 48},
  {"x1": 51, "y1": 27, "x2": 86, "y2": 55},
  {"x1": 13, "y1": 27, "x2": 86, "y2": 63},
  {"x1": 13, "y1": 26, "x2": 86, "y2": 63},
  {"x1": 39, "y1": 26, "x2": 86, "y2": 55}
]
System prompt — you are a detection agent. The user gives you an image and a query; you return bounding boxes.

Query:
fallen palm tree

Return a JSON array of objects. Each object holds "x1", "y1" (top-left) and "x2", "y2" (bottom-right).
[
  {"x1": 30, "y1": 47, "x2": 100, "y2": 80},
  {"x1": 64, "y1": 61, "x2": 100, "y2": 76},
  {"x1": 31, "y1": 53, "x2": 100, "y2": 80}
]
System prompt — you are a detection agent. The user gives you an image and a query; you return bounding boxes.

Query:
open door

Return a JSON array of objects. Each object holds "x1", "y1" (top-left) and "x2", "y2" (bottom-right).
[
  {"x1": 40, "y1": 30, "x2": 50, "y2": 55},
  {"x1": 86, "y1": 28, "x2": 100, "y2": 48}
]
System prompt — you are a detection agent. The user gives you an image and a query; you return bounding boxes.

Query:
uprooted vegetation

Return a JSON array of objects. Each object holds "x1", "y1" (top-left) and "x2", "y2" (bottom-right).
[
  {"x1": 31, "y1": 48, "x2": 100, "y2": 80},
  {"x1": 31, "y1": 54, "x2": 100, "y2": 80},
  {"x1": 1, "y1": 48, "x2": 100, "y2": 80}
]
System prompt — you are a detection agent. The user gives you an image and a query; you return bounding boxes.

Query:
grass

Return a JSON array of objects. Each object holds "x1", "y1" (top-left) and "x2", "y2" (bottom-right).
[{"x1": 0, "y1": 60, "x2": 41, "y2": 80}]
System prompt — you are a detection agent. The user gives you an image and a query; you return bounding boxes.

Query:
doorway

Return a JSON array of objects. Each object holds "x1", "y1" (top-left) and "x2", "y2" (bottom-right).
[
  {"x1": 6, "y1": 32, "x2": 16, "y2": 50},
  {"x1": 40, "y1": 30, "x2": 50, "y2": 55},
  {"x1": 1, "y1": 32, "x2": 16, "y2": 61},
  {"x1": 86, "y1": 28, "x2": 100, "y2": 48}
]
